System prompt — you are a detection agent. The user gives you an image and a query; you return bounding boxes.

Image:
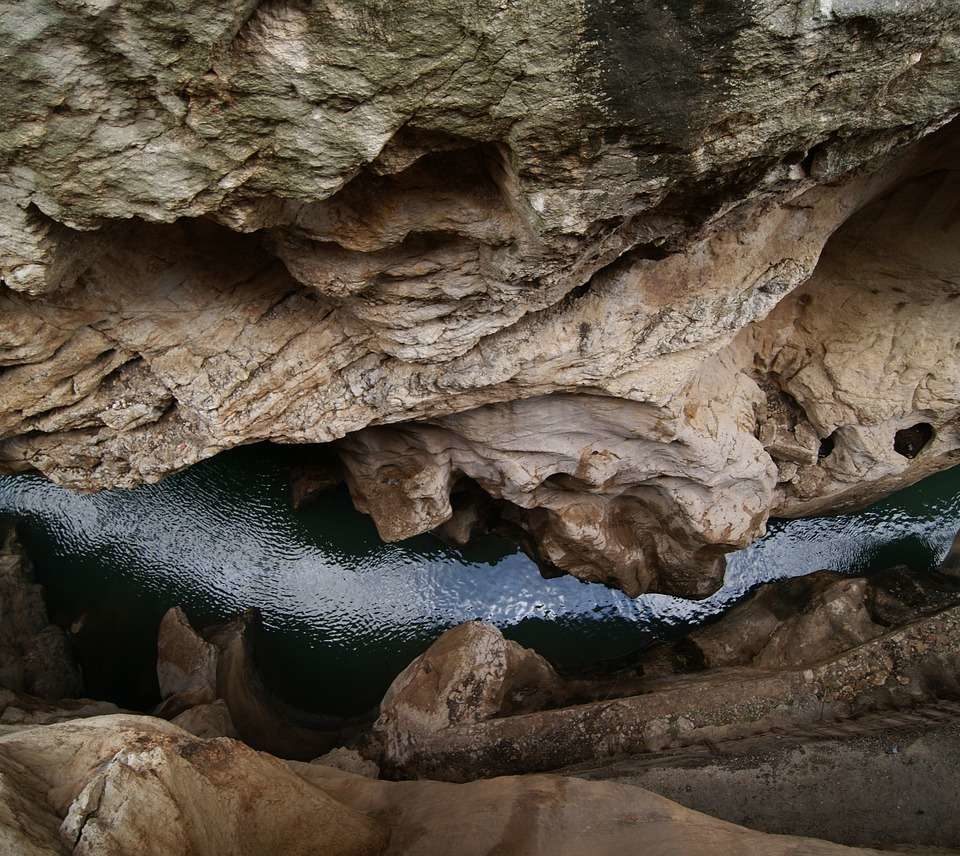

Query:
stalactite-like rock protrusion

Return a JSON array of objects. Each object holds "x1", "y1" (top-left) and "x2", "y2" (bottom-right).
[{"x1": 1, "y1": 0, "x2": 960, "y2": 595}]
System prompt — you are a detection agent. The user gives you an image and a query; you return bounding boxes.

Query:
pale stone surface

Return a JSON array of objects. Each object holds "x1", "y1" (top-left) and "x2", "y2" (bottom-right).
[
  {"x1": 169, "y1": 700, "x2": 237, "y2": 740},
  {"x1": 312, "y1": 747, "x2": 380, "y2": 779},
  {"x1": 0, "y1": 715, "x2": 387, "y2": 856},
  {"x1": 155, "y1": 606, "x2": 218, "y2": 706},
  {"x1": 1, "y1": 1, "x2": 959, "y2": 594},
  {"x1": 0, "y1": 714, "x2": 892, "y2": 855}
]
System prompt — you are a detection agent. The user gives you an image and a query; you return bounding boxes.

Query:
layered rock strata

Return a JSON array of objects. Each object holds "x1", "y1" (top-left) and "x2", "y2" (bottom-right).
[
  {"x1": 337, "y1": 143, "x2": 960, "y2": 595},
  {"x1": 372, "y1": 562, "x2": 960, "y2": 780},
  {"x1": 569, "y1": 707, "x2": 960, "y2": 849},
  {"x1": 1, "y1": 1, "x2": 959, "y2": 594}
]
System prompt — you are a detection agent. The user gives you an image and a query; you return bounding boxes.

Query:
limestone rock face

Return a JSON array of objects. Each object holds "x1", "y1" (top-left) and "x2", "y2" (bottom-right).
[
  {"x1": 0, "y1": 714, "x2": 893, "y2": 856},
  {"x1": 170, "y1": 700, "x2": 237, "y2": 739},
  {"x1": 373, "y1": 604, "x2": 960, "y2": 781},
  {"x1": 0, "y1": 715, "x2": 388, "y2": 856},
  {"x1": 375, "y1": 622, "x2": 563, "y2": 765},
  {"x1": 155, "y1": 606, "x2": 349, "y2": 759},
  {"x1": 1, "y1": 0, "x2": 960, "y2": 594},
  {"x1": 0, "y1": 525, "x2": 81, "y2": 701},
  {"x1": 155, "y1": 606, "x2": 218, "y2": 710}
]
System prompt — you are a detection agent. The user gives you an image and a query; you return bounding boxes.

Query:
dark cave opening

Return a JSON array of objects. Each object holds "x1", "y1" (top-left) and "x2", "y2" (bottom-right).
[{"x1": 894, "y1": 422, "x2": 935, "y2": 459}]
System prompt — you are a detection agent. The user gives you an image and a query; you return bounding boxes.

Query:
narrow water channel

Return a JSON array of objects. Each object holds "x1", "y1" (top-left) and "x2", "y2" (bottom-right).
[{"x1": 2, "y1": 444, "x2": 958, "y2": 716}]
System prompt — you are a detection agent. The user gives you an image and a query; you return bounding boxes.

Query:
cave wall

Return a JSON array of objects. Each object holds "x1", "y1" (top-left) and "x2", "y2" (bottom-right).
[{"x1": 1, "y1": 0, "x2": 959, "y2": 595}]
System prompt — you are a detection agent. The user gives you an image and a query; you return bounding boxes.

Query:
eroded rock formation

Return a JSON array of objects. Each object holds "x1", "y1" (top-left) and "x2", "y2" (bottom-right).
[
  {"x1": 1, "y1": 1, "x2": 960, "y2": 595},
  {"x1": 373, "y1": 556, "x2": 960, "y2": 780},
  {"x1": 0, "y1": 714, "x2": 899, "y2": 855},
  {"x1": 155, "y1": 606, "x2": 361, "y2": 758}
]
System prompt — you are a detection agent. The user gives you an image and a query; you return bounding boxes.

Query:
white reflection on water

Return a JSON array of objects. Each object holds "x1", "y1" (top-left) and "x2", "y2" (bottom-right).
[{"x1": 2, "y1": 454, "x2": 959, "y2": 647}]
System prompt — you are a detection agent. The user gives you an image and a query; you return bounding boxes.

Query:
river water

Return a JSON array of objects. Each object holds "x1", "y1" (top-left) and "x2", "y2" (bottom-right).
[{"x1": 2, "y1": 444, "x2": 959, "y2": 715}]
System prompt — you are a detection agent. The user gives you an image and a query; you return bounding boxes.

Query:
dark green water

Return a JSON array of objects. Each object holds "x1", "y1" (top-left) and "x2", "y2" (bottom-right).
[{"x1": 2, "y1": 445, "x2": 959, "y2": 716}]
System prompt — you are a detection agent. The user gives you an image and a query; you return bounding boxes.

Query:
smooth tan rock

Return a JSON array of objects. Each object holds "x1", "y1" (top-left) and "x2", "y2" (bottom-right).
[
  {"x1": 155, "y1": 606, "x2": 218, "y2": 705},
  {"x1": 0, "y1": 715, "x2": 388, "y2": 856},
  {"x1": 170, "y1": 700, "x2": 237, "y2": 740},
  {"x1": 296, "y1": 762, "x2": 889, "y2": 856},
  {"x1": 0, "y1": 714, "x2": 891, "y2": 856},
  {"x1": 375, "y1": 621, "x2": 564, "y2": 765}
]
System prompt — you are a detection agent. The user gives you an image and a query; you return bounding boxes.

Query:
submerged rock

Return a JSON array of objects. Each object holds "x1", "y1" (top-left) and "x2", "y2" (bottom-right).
[
  {"x1": 0, "y1": 1, "x2": 959, "y2": 595},
  {"x1": 0, "y1": 525, "x2": 81, "y2": 701}
]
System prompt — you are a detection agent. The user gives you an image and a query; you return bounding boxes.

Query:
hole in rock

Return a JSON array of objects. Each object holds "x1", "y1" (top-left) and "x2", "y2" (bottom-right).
[
  {"x1": 894, "y1": 423, "x2": 934, "y2": 458},
  {"x1": 818, "y1": 431, "x2": 837, "y2": 459}
]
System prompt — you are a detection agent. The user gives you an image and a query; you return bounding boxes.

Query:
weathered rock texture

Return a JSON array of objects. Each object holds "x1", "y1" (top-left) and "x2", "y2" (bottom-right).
[
  {"x1": 639, "y1": 561, "x2": 960, "y2": 676},
  {"x1": 0, "y1": 716, "x2": 387, "y2": 856},
  {"x1": 1, "y1": 0, "x2": 959, "y2": 594},
  {"x1": 0, "y1": 714, "x2": 896, "y2": 855},
  {"x1": 568, "y1": 708, "x2": 960, "y2": 849},
  {"x1": 374, "y1": 600, "x2": 960, "y2": 780}
]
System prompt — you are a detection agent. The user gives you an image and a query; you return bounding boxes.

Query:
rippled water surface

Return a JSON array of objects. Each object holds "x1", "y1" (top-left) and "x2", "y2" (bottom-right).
[{"x1": 2, "y1": 445, "x2": 959, "y2": 715}]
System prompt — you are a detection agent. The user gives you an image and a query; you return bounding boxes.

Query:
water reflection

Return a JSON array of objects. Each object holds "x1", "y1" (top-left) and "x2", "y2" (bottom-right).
[{"x1": 1, "y1": 444, "x2": 958, "y2": 714}]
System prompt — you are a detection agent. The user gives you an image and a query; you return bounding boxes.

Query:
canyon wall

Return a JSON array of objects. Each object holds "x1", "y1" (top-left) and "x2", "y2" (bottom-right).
[{"x1": 1, "y1": 0, "x2": 959, "y2": 595}]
